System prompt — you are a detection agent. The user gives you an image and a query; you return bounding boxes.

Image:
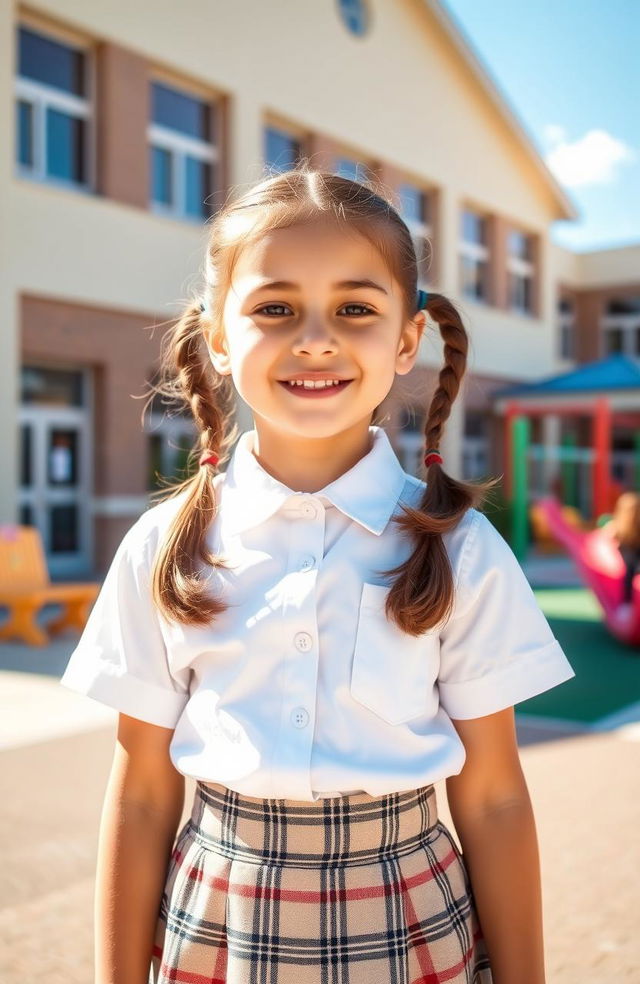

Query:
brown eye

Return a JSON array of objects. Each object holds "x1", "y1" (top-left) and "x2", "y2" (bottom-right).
[
  {"x1": 256, "y1": 304, "x2": 292, "y2": 316},
  {"x1": 340, "y1": 303, "x2": 375, "y2": 315}
]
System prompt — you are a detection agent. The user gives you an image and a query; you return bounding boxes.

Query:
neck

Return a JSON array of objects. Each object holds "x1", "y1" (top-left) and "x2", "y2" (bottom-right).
[{"x1": 249, "y1": 421, "x2": 375, "y2": 492}]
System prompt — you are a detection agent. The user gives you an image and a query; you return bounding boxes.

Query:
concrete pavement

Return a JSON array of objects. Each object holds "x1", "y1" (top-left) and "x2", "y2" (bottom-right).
[{"x1": 1, "y1": 633, "x2": 639, "y2": 982}]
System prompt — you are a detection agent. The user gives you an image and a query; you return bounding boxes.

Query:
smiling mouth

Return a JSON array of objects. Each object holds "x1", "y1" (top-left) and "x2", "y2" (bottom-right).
[{"x1": 278, "y1": 379, "x2": 353, "y2": 396}]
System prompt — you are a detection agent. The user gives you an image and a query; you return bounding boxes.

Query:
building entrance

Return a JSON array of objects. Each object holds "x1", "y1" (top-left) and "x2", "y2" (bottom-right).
[{"x1": 19, "y1": 366, "x2": 92, "y2": 578}]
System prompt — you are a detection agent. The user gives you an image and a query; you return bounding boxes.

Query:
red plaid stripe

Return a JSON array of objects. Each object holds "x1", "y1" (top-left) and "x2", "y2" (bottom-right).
[{"x1": 150, "y1": 781, "x2": 493, "y2": 983}]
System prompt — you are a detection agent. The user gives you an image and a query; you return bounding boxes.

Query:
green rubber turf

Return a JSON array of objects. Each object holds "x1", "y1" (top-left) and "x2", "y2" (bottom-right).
[{"x1": 516, "y1": 587, "x2": 640, "y2": 724}]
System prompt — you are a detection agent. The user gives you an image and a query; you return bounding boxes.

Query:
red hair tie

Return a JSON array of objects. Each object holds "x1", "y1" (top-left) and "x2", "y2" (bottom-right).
[
  {"x1": 199, "y1": 450, "x2": 220, "y2": 467},
  {"x1": 424, "y1": 448, "x2": 443, "y2": 467}
]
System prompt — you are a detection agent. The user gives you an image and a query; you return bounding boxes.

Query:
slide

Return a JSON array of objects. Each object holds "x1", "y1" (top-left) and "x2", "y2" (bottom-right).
[{"x1": 536, "y1": 496, "x2": 640, "y2": 647}]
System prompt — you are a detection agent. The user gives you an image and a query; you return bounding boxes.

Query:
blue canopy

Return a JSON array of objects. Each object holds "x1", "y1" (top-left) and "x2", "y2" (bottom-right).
[{"x1": 493, "y1": 353, "x2": 640, "y2": 398}]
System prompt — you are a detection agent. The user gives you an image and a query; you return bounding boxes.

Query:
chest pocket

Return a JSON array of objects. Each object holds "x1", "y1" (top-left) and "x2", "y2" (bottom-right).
[{"x1": 350, "y1": 582, "x2": 439, "y2": 726}]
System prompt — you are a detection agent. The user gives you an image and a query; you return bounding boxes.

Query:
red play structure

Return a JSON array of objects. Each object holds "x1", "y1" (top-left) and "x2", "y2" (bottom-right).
[
  {"x1": 495, "y1": 356, "x2": 640, "y2": 648},
  {"x1": 536, "y1": 497, "x2": 640, "y2": 647}
]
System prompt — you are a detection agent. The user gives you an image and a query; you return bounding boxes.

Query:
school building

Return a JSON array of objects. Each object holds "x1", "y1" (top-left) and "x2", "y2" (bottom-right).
[{"x1": 1, "y1": 0, "x2": 638, "y2": 577}]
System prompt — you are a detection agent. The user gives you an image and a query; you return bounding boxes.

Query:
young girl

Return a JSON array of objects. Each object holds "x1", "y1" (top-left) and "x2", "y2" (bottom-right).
[{"x1": 60, "y1": 166, "x2": 576, "y2": 984}]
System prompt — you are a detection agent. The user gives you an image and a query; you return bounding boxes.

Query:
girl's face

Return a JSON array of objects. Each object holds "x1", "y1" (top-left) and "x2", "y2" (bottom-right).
[{"x1": 206, "y1": 220, "x2": 424, "y2": 447}]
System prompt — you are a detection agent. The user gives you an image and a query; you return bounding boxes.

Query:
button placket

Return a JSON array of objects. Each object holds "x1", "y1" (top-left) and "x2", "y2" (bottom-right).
[{"x1": 272, "y1": 495, "x2": 325, "y2": 800}]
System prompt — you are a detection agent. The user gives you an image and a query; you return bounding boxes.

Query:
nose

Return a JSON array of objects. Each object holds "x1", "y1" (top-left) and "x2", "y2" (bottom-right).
[{"x1": 291, "y1": 316, "x2": 339, "y2": 356}]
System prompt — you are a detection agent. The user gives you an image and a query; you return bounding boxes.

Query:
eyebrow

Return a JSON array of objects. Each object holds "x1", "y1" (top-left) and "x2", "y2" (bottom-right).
[{"x1": 249, "y1": 278, "x2": 388, "y2": 295}]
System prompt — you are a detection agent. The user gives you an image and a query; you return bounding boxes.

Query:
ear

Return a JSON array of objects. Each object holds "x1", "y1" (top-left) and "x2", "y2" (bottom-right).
[
  {"x1": 395, "y1": 310, "x2": 426, "y2": 377},
  {"x1": 204, "y1": 326, "x2": 232, "y2": 376}
]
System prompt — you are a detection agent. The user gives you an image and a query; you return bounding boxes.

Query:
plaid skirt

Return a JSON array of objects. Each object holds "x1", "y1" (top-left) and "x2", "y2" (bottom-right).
[{"x1": 149, "y1": 780, "x2": 493, "y2": 984}]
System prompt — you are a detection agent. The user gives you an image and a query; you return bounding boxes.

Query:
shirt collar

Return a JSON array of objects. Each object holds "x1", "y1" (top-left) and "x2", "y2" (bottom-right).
[{"x1": 219, "y1": 425, "x2": 408, "y2": 537}]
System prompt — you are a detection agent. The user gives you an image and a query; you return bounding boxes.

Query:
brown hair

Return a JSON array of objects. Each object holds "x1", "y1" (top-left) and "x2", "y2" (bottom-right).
[
  {"x1": 611, "y1": 491, "x2": 640, "y2": 550},
  {"x1": 145, "y1": 164, "x2": 500, "y2": 636}
]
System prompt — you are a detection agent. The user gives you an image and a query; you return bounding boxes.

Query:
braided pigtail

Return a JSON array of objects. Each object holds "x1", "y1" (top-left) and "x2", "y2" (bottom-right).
[
  {"x1": 148, "y1": 300, "x2": 239, "y2": 626},
  {"x1": 143, "y1": 165, "x2": 502, "y2": 631},
  {"x1": 377, "y1": 292, "x2": 501, "y2": 636}
]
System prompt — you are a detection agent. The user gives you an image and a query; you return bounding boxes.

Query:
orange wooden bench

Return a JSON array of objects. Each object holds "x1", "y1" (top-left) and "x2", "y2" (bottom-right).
[{"x1": 0, "y1": 524, "x2": 100, "y2": 646}]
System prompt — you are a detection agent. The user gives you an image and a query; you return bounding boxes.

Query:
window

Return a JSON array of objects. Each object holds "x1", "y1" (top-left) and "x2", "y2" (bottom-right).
[
  {"x1": 15, "y1": 25, "x2": 91, "y2": 188},
  {"x1": 462, "y1": 411, "x2": 490, "y2": 480},
  {"x1": 264, "y1": 125, "x2": 302, "y2": 173},
  {"x1": 145, "y1": 391, "x2": 197, "y2": 490},
  {"x1": 21, "y1": 366, "x2": 84, "y2": 406},
  {"x1": 558, "y1": 297, "x2": 576, "y2": 360},
  {"x1": 507, "y1": 229, "x2": 535, "y2": 315},
  {"x1": 459, "y1": 208, "x2": 490, "y2": 302},
  {"x1": 602, "y1": 296, "x2": 640, "y2": 357},
  {"x1": 337, "y1": 0, "x2": 370, "y2": 36},
  {"x1": 149, "y1": 81, "x2": 218, "y2": 222},
  {"x1": 399, "y1": 183, "x2": 433, "y2": 286},
  {"x1": 335, "y1": 157, "x2": 361, "y2": 181},
  {"x1": 334, "y1": 156, "x2": 378, "y2": 186},
  {"x1": 395, "y1": 406, "x2": 425, "y2": 475}
]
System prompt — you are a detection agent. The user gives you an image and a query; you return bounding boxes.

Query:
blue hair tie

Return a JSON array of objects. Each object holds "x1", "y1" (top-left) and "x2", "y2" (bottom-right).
[{"x1": 416, "y1": 289, "x2": 429, "y2": 311}]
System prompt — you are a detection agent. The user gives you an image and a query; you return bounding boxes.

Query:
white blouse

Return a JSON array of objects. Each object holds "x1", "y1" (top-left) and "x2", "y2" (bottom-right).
[{"x1": 60, "y1": 425, "x2": 575, "y2": 800}]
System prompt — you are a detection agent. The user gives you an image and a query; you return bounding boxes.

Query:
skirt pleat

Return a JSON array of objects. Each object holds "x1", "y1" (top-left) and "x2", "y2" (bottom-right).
[{"x1": 149, "y1": 780, "x2": 493, "y2": 983}]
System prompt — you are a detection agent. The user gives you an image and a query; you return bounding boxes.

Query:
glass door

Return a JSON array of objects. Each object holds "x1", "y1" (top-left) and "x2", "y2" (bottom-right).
[{"x1": 19, "y1": 367, "x2": 92, "y2": 578}]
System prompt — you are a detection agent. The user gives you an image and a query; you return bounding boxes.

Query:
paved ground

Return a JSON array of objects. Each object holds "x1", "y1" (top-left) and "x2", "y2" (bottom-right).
[{"x1": 1, "y1": 616, "x2": 639, "y2": 982}]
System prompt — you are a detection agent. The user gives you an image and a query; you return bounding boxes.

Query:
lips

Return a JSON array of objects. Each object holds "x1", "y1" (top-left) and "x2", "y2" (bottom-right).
[
  {"x1": 278, "y1": 374, "x2": 352, "y2": 383},
  {"x1": 278, "y1": 379, "x2": 353, "y2": 397}
]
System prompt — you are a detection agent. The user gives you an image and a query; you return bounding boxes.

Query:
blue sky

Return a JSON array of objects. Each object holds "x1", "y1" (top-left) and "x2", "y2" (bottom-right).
[{"x1": 443, "y1": 0, "x2": 639, "y2": 252}]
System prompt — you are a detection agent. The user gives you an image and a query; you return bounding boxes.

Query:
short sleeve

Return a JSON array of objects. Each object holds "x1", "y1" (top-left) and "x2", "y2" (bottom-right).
[
  {"x1": 59, "y1": 519, "x2": 191, "y2": 729},
  {"x1": 437, "y1": 509, "x2": 576, "y2": 720}
]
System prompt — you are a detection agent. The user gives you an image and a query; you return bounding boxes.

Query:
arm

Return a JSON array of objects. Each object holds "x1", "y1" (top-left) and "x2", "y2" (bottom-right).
[
  {"x1": 445, "y1": 708, "x2": 546, "y2": 984},
  {"x1": 95, "y1": 712, "x2": 186, "y2": 984}
]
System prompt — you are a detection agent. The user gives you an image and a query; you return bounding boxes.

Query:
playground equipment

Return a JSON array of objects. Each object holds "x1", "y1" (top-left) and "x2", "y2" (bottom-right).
[
  {"x1": 528, "y1": 501, "x2": 590, "y2": 554},
  {"x1": 536, "y1": 497, "x2": 640, "y2": 647}
]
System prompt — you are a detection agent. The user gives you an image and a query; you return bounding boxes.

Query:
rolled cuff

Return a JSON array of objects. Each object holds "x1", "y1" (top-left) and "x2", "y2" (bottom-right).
[
  {"x1": 438, "y1": 639, "x2": 576, "y2": 720},
  {"x1": 59, "y1": 652, "x2": 190, "y2": 729}
]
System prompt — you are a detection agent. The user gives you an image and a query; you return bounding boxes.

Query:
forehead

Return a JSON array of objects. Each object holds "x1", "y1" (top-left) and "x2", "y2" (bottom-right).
[{"x1": 231, "y1": 220, "x2": 394, "y2": 291}]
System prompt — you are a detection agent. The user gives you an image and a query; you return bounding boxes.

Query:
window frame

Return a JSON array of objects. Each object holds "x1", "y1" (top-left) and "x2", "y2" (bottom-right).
[
  {"x1": 462, "y1": 409, "x2": 490, "y2": 480},
  {"x1": 334, "y1": 156, "x2": 362, "y2": 181},
  {"x1": 331, "y1": 147, "x2": 377, "y2": 185},
  {"x1": 557, "y1": 297, "x2": 576, "y2": 360},
  {"x1": 337, "y1": 0, "x2": 371, "y2": 37},
  {"x1": 147, "y1": 79, "x2": 219, "y2": 224},
  {"x1": 264, "y1": 122, "x2": 304, "y2": 174},
  {"x1": 145, "y1": 405, "x2": 198, "y2": 491},
  {"x1": 15, "y1": 24, "x2": 94, "y2": 193},
  {"x1": 507, "y1": 227, "x2": 535, "y2": 316},
  {"x1": 601, "y1": 309, "x2": 640, "y2": 358},
  {"x1": 459, "y1": 206, "x2": 490, "y2": 304},
  {"x1": 398, "y1": 181, "x2": 434, "y2": 288},
  {"x1": 395, "y1": 405, "x2": 425, "y2": 476}
]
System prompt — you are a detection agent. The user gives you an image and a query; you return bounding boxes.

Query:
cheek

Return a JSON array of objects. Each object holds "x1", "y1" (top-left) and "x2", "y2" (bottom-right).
[
  {"x1": 228, "y1": 336, "x2": 275, "y2": 388},
  {"x1": 225, "y1": 328, "x2": 264, "y2": 364},
  {"x1": 362, "y1": 332, "x2": 401, "y2": 366}
]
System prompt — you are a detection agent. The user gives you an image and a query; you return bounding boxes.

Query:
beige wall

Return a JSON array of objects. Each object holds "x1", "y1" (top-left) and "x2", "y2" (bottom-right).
[
  {"x1": 551, "y1": 241, "x2": 640, "y2": 364},
  {"x1": 3, "y1": 0, "x2": 637, "y2": 552},
  {"x1": 552, "y1": 241, "x2": 640, "y2": 289},
  {"x1": 578, "y1": 245, "x2": 640, "y2": 286}
]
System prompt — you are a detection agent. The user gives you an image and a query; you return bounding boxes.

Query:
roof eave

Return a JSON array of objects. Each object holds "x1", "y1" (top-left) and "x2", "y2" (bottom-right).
[{"x1": 424, "y1": 0, "x2": 580, "y2": 222}]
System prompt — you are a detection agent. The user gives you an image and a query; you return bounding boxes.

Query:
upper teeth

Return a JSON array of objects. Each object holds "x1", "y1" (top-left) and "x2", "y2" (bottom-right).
[{"x1": 287, "y1": 379, "x2": 343, "y2": 388}]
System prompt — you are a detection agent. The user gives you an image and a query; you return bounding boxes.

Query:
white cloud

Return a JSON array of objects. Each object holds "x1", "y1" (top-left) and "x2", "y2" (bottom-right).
[{"x1": 542, "y1": 125, "x2": 636, "y2": 188}]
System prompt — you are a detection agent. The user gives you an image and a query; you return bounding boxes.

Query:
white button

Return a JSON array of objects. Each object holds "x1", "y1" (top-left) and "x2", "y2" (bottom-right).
[
  {"x1": 290, "y1": 706, "x2": 309, "y2": 728},
  {"x1": 294, "y1": 631, "x2": 313, "y2": 652},
  {"x1": 299, "y1": 555, "x2": 315, "y2": 571},
  {"x1": 299, "y1": 499, "x2": 317, "y2": 519}
]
